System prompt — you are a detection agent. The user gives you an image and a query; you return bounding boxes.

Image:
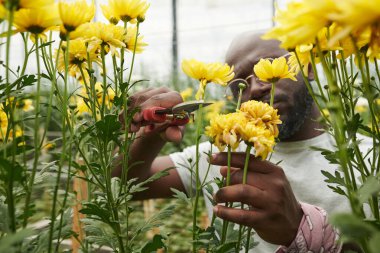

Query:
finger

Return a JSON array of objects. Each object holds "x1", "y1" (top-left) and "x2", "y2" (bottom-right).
[
  {"x1": 128, "y1": 87, "x2": 161, "y2": 108},
  {"x1": 134, "y1": 91, "x2": 183, "y2": 122},
  {"x1": 210, "y1": 152, "x2": 279, "y2": 174},
  {"x1": 219, "y1": 167, "x2": 268, "y2": 190},
  {"x1": 214, "y1": 184, "x2": 266, "y2": 208},
  {"x1": 161, "y1": 126, "x2": 183, "y2": 143},
  {"x1": 213, "y1": 205, "x2": 265, "y2": 228}
]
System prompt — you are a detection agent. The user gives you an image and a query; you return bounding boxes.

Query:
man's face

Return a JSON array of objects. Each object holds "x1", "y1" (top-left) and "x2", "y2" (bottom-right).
[{"x1": 226, "y1": 35, "x2": 313, "y2": 140}]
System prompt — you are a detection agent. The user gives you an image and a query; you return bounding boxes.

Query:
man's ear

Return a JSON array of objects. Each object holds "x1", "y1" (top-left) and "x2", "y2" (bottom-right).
[{"x1": 307, "y1": 63, "x2": 315, "y2": 81}]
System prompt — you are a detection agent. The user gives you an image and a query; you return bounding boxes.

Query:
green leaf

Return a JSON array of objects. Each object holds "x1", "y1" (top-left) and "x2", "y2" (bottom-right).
[
  {"x1": 330, "y1": 213, "x2": 376, "y2": 241},
  {"x1": 170, "y1": 188, "x2": 191, "y2": 205},
  {"x1": 129, "y1": 167, "x2": 172, "y2": 194},
  {"x1": 94, "y1": 114, "x2": 122, "y2": 144},
  {"x1": 0, "y1": 229, "x2": 34, "y2": 253},
  {"x1": 80, "y1": 203, "x2": 113, "y2": 225},
  {"x1": 369, "y1": 232, "x2": 380, "y2": 253},
  {"x1": 215, "y1": 241, "x2": 237, "y2": 253},
  {"x1": 141, "y1": 234, "x2": 167, "y2": 253},
  {"x1": 358, "y1": 176, "x2": 380, "y2": 205}
]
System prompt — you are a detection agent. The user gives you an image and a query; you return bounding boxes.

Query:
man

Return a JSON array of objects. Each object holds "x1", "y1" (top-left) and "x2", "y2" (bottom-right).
[{"x1": 114, "y1": 32, "x2": 366, "y2": 252}]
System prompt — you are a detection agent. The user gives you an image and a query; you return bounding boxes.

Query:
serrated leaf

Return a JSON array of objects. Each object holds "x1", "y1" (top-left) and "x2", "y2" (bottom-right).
[
  {"x1": 170, "y1": 188, "x2": 191, "y2": 205},
  {"x1": 330, "y1": 213, "x2": 376, "y2": 241},
  {"x1": 358, "y1": 176, "x2": 380, "y2": 205},
  {"x1": 141, "y1": 234, "x2": 167, "y2": 253}
]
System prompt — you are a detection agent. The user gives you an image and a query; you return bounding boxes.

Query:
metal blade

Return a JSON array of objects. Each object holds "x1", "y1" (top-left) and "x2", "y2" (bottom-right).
[{"x1": 171, "y1": 100, "x2": 213, "y2": 114}]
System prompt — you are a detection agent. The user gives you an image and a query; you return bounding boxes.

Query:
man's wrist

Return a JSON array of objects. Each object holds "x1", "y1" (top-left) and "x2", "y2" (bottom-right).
[{"x1": 276, "y1": 202, "x2": 342, "y2": 253}]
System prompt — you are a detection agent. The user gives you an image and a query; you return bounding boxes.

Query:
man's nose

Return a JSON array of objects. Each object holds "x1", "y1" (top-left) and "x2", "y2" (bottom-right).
[{"x1": 247, "y1": 77, "x2": 272, "y2": 100}]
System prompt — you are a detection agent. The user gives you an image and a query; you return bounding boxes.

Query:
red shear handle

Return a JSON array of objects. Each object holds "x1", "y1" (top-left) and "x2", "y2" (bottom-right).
[
  {"x1": 171, "y1": 118, "x2": 189, "y2": 126},
  {"x1": 142, "y1": 107, "x2": 167, "y2": 123}
]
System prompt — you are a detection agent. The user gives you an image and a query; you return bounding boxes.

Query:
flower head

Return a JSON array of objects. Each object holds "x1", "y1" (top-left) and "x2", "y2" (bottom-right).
[
  {"x1": 253, "y1": 57, "x2": 296, "y2": 83},
  {"x1": 239, "y1": 123, "x2": 275, "y2": 160},
  {"x1": 18, "y1": 0, "x2": 55, "y2": 9},
  {"x1": 59, "y1": 0, "x2": 95, "y2": 33},
  {"x1": 57, "y1": 39, "x2": 101, "y2": 80},
  {"x1": 239, "y1": 100, "x2": 282, "y2": 137},
  {"x1": 13, "y1": 4, "x2": 61, "y2": 42},
  {"x1": 124, "y1": 25, "x2": 148, "y2": 53},
  {"x1": 205, "y1": 112, "x2": 247, "y2": 151},
  {"x1": 72, "y1": 22, "x2": 126, "y2": 56},
  {"x1": 105, "y1": 0, "x2": 150, "y2": 23},
  {"x1": 263, "y1": 0, "x2": 338, "y2": 49},
  {"x1": 182, "y1": 59, "x2": 235, "y2": 100}
]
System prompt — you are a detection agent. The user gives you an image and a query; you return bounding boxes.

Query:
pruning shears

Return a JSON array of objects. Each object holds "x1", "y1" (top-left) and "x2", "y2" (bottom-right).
[{"x1": 142, "y1": 100, "x2": 213, "y2": 126}]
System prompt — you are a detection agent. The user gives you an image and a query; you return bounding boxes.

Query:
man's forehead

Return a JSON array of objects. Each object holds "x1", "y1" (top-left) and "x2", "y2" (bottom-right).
[{"x1": 226, "y1": 35, "x2": 287, "y2": 76}]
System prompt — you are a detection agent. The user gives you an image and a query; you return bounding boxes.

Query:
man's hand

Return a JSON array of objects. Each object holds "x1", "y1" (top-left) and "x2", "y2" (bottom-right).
[
  {"x1": 210, "y1": 152, "x2": 303, "y2": 246},
  {"x1": 120, "y1": 87, "x2": 184, "y2": 143}
]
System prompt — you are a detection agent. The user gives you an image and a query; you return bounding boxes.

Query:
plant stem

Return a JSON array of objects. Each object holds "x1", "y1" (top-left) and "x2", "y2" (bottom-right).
[
  {"x1": 48, "y1": 35, "x2": 70, "y2": 253},
  {"x1": 270, "y1": 82, "x2": 275, "y2": 107},
  {"x1": 192, "y1": 99, "x2": 204, "y2": 253},
  {"x1": 221, "y1": 146, "x2": 232, "y2": 244},
  {"x1": 236, "y1": 144, "x2": 252, "y2": 252}
]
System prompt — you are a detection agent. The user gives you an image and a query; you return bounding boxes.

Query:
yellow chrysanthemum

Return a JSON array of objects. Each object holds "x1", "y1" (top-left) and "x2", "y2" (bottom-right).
[
  {"x1": 288, "y1": 44, "x2": 313, "y2": 76},
  {"x1": 239, "y1": 100, "x2": 282, "y2": 137},
  {"x1": 16, "y1": 99, "x2": 34, "y2": 112},
  {"x1": 57, "y1": 39, "x2": 101, "y2": 80},
  {"x1": 182, "y1": 59, "x2": 235, "y2": 100},
  {"x1": 101, "y1": 4, "x2": 119, "y2": 24},
  {"x1": 106, "y1": 0, "x2": 150, "y2": 23},
  {"x1": 0, "y1": 3, "x2": 7, "y2": 21},
  {"x1": 13, "y1": 5, "x2": 61, "y2": 42},
  {"x1": 59, "y1": 0, "x2": 95, "y2": 33},
  {"x1": 0, "y1": 109, "x2": 23, "y2": 141},
  {"x1": 205, "y1": 112, "x2": 247, "y2": 152},
  {"x1": 93, "y1": 82, "x2": 115, "y2": 107},
  {"x1": 124, "y1": 25, "x2": 148, "y2": 53},
  {"x1": 239, "y1": 123, "x2": 275, "y2": 160},
  {"x1": 263, "y1": 0, "x2": 338, "y2": 49},
  {"x1": 18, "y1": 0, "x2": 55, "y2": 9},
  {"x1": 71, "y1": 22, "x2": 126, "y2": 56},
  {"x1": 180, "y1": 87, "x2": 193, "y2": 101},
  {"x1": 253, "y1": 57, "x2": 296, "y2": 83}
]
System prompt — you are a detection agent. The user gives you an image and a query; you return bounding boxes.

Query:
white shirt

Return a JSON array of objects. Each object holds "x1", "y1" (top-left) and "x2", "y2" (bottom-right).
[{"x1": 169, "y1": 133, "x2": 372, "y2": 252}]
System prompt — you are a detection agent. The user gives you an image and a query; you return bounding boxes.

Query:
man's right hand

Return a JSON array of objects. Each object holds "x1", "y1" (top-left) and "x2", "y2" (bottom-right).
[{"x1": 121, "y1": 87, "x2": 185, "y2": 143}]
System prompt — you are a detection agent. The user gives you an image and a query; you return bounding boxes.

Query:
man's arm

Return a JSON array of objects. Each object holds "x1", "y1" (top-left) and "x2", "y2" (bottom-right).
[{"x1": 112, "y1": 87, "x2": 186, "y2": 200}]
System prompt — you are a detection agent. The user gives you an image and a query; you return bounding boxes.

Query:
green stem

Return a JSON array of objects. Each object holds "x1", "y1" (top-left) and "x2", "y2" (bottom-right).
[
  {"x1": 221, "y1": 146, "x2": 232, "y2": 244},
  {"x1": 4, "y1": 8, "x2": 16, "y2": 233},
  {"x1": 100, "y1": 45, "x2": 108, "y2": 119},
  {"x1": 192, "y1": 101, "x2": 204, "y2": 253},
  {"x1": 48, "y1": 35, "x2": 70, "y2": 253},
  {"x1": 126, "y1": 22, "x2": 140, "y2": 87},
  {"x1": 236, "y1": 86, "x2": 244, "y2": 110},
  {"x1": 236, "y1": 145, "x2": 252, "y2": 252},
  {"x1": 23, "y1": 35, "x2": 42, "y2": 228},
  {"x1": 270, "y1": 82, "x2": 275, "y2": 107}
]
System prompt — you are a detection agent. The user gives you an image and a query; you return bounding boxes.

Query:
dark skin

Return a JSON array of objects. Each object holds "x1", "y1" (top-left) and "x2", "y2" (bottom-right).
[{"x1": 114, "y1": 32, "x2": 351, "y2": 248}]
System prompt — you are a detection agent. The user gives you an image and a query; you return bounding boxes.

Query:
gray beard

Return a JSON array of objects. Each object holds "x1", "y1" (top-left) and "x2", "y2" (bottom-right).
[{"x1": 278, "y1": 90, "x2": 314, "y2": 140}]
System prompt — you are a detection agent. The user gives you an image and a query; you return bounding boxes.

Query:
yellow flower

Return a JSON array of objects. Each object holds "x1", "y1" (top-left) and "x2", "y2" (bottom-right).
[
  {"x1": 263, "y1": 0, "x2": 338, "y2": 49},
  {"x1": 253, "y1": 57, "x2": 296, "y2": 83},
  {"x1": 288, "y1": 44, "x2": 313, "y2": 76},
  {"x1": 57, "y1": 39, "x2": 101, "y2": 80},
  {"x1": 18, "y1": 0, "x2": 55, "y2": 9},
  {"x1": 239, "y1": 123, "x2": 275, "y2": 160},
  {"x1": 106, "y1": 0, "x2": 150, "y2": 23},
  {"x1": 124, "y1": 25, "x2": 148, "y2": 53},
  {"x1": 17, "y1": 99, "x2": 34, "y2": 112},
  {"x1": 94, "y1": 82, "x2": 115, "y2": 108},
  {"x1": 72, "y1": 22, "x2": 126, "y2": 56},
  {"x1": 205, "y1": 112, "x2": 247, "y2": 152},
  {"x1": 180, "y1": 87, "x2": 193, "y2": 101},
  {"x1": 205, "y1": 100, "x2": 225, "y2": 121},
  {"x1": 239, "y1": 100, "x2": 282, "y2": 137},
  {"x1": 59, "y1": 0, "x2": 95, "y2": 33},
  {"x1": 181, "y1": 59, "x2": 235, "y2": 100},
  {"x1": 101, "y1": 4, "x2": 119, "y2": 24},
  {"x1": 0, "y1": 3, "x2": 7, "y2": 22},
  {"x1": 43, "y1": 142, "x2": 56, "y2": 151},
  {"x1": 13, "y1": 5, "x2": 61, "y2": 42}
]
